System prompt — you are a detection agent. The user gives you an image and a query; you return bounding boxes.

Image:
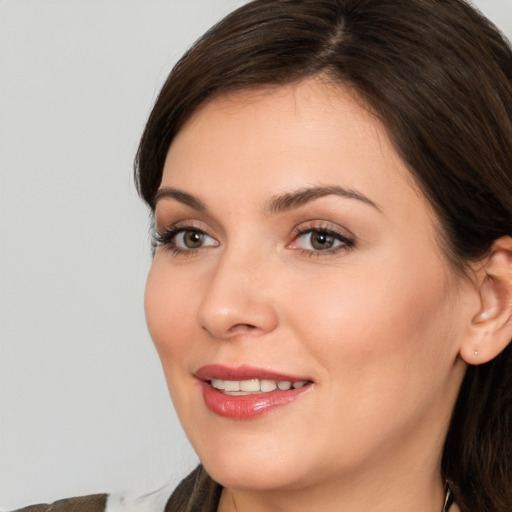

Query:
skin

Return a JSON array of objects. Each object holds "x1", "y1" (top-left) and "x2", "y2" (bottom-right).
[{"x1": 144, "y1": 79, "x2": 478, "y2": 511}]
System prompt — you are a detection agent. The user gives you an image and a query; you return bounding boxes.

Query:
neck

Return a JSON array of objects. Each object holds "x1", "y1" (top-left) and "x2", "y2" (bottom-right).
[{"x1": 218, "y1": 468, "x2": 447, "y2": 512}]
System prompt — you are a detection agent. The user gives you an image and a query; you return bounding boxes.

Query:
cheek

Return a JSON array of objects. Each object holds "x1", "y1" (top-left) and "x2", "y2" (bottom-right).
[
  {"x1": 144, "y1": 261, "x2": 197, "y2": 369},
  {"x1": 282, "y1": 255, "x2": 457, "y2": 392},
  {"x1": 274, "y1": 259, "x2": 460, "y2": 464}
]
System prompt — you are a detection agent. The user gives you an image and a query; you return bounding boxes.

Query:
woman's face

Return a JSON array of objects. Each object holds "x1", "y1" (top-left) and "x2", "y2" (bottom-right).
[{"x1": 145, "y1": 79, "x2": 471, "y2": 492}]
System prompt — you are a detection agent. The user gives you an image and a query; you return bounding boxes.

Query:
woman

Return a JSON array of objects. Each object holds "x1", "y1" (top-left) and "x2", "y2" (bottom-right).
[{"x1": 13, "y1": 0, "x2": 512, "y2": 511}]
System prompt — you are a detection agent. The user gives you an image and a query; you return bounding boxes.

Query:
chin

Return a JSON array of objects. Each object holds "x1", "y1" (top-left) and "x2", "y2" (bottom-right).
[
  {"x1": 203, "y1": 457, "x2": 304, "y2": 492},
  {"x1": 188, "y1": 426, "x2": 309, "y2": 491}
]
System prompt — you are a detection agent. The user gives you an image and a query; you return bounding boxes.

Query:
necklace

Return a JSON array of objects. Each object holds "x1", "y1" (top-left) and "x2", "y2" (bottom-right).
[{"x1": 443, "y1": 486, "x2": 455, "y2": 512}]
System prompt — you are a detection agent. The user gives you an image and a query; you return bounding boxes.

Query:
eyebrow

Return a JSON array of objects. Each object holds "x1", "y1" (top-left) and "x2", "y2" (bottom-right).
[
  {"x1": 153, "y1": 184, "x2": 380, "y2": 214},
  {"x1": 266, "y1": 185, "x2": 380, "y2": 214},
  {"x1": 154, "y1": 187, "x2": 207, "y2": 211}
]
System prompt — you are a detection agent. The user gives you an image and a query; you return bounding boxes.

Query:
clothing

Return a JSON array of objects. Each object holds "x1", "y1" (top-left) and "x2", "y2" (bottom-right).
[
  {"x1": 3, "y1": 467, "x2": 220, "y2": 512},
  {"x1": 5, "y1": 495, "x2": 108, "y2": 512},
  {"x1": 5, "y1": 466, "x2": 454, "y2": 512}
]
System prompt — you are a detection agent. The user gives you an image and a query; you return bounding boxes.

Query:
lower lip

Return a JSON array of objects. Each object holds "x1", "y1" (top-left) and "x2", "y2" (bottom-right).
[{"x1": 200, "y1": 381, "x2": 312, "y2": 419}]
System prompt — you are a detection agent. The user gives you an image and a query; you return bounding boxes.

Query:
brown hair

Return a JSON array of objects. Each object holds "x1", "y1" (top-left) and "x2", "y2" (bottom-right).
[{"x1": 135, "y1": 1, "x2": 512, "y2": 510}]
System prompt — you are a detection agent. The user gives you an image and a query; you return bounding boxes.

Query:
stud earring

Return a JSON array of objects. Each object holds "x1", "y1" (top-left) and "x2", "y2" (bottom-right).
[{"x1": 474, "y1": 350, "x2": 479, "y2": 357}]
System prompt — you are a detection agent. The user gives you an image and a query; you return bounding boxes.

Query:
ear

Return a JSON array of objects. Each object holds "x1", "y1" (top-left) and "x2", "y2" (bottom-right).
[{"x1": 460, "y1": 236, "x2": 512, "y2": 365}]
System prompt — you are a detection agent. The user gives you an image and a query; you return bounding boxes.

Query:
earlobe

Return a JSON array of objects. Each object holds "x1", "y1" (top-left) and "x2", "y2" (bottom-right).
[{"x1": 460, "y1": 236, "x2": 512, "y2": 365}]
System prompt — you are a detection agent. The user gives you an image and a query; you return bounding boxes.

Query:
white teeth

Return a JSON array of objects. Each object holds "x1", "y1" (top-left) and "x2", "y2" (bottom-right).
[
  {"x1": 260, "y1": 379, "x2": 278, "y2": 392},
  {"x1": 223, "y1": 380, "x2": 241, "y2": 392},
  {"x1": 240, "y1": 379, "x2": 260, "y2": 392},
  {"x1": 209, "y1": 378, "x2": 309, "y2": 393},
  {"x1": 211, "y1": 379, "x2": 225, "y2": 390}
]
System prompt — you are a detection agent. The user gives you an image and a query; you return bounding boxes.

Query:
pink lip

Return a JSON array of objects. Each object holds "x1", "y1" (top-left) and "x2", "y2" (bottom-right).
[
  {"x1": 195, "y1": 364, "x2": 313, "y2": 419},
  {"x1": 195, "y1": 364, "x2": 310, "y2": 382}
]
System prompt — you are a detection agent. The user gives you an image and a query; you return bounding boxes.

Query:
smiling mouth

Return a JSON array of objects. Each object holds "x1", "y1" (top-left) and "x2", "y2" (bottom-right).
[
  {"x1": 195, "y1": 365, "x2": 314, "y2": 418},
  {"x1": 209, "y1": 378, "x2": 311, "y2": 395}
]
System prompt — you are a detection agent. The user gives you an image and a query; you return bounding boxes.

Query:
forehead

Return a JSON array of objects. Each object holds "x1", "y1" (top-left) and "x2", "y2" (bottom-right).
[
  {"x1": 162, "y1": 79, "x2": 422, "y2": 206},
  {"x1": 171, "y1": 80, "x2": 387, "y2": 152}
]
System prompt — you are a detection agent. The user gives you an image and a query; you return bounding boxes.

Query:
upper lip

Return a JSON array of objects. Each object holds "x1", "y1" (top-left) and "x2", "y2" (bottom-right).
[{"x1": 195, "y1": 364, "x2": 312, "y2": 382}]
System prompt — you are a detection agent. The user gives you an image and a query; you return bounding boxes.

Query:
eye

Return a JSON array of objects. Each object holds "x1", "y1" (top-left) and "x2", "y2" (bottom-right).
[
  {"x1": 175, "y1": 229, "x2": 214, "y2": 249},
  {"x1": 297, "y1": 231, "x2": 339, "y2": 251},
  {"x1": 289, "y1": 226, "x2": 354, "y2": 254},
  {"x1": 155, "y1": 227, "x2": 218, "y2": 253}
]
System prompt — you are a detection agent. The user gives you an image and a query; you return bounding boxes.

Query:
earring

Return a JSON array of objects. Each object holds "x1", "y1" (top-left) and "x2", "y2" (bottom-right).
[{"x1": 474, "y1": 350, "x2": 479, "y2": 357}]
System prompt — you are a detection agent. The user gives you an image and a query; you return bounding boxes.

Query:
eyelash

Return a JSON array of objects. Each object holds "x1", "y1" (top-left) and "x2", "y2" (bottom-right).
[
  {"x1": 154, "y1": 223, "x2": 355, "y2": 257},
  {"x1": 290, "y1": 224, "x2": 355, "y2": 257},
  {"x1": 154, "y1": 225, "x2": 212, "y2": 256}
]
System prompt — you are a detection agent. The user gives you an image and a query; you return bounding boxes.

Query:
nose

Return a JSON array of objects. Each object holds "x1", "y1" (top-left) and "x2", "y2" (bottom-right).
[{"x1": 198, "y1": 250, "x2": 279, "y2": 340}]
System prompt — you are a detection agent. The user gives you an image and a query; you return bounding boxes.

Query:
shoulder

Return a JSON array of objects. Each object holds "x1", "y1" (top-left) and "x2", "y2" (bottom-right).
[
  {"x1": 5, "y1": 482, "x2": 174, "y2": 512},
  {"x1": 6, "y1": 494, "x2": 108, "y2": 512},
  {"x1": 4, "y1": 467, "x2": 221, "y2": 512}
]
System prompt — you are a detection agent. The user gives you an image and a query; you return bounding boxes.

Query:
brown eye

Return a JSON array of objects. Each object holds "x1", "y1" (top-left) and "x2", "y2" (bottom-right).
[
  {"x1": 182, "y1": 230, "x2": 205, "y2": 249},
  {"x1": 310, "y1": 231, "x2": 336, "y2": 250},
  {"x1": 154, "y1": 226, "x2": 218, "y2": 253},
  {"x1": 290, "y1": 227, "x2": 353, "y2": 254}
]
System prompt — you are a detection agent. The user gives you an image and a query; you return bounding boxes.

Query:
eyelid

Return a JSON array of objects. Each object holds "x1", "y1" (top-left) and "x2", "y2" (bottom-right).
[
  {"x1": 289, "y1": 220, "x2": 355, "y2": 240},
  {"x1": 154, "y1": 206, "x2": 225, "y2": 239},
  {"x1": 155, "y1": 218, "x2": 208, "y2": 235}
]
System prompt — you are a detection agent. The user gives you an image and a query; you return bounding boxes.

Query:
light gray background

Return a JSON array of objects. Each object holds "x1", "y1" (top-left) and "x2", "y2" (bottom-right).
[{"x1": 1, "y1": 0, "x2": 511, "y2": 509}]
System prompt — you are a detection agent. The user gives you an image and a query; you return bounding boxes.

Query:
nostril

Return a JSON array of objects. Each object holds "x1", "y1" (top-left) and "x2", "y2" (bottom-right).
[
  {"x1": 202, "y1": 322, "x2": 260, "y2": 338},
  {"x1": 198, "y1": 281, "x2": 279, "y2": 338},
  {"x1": 231, "y1": 323, "x2": 258, "y2": 332},
  {"x1": 226, "y1": 323, "x2": 259, "y2": 336}
]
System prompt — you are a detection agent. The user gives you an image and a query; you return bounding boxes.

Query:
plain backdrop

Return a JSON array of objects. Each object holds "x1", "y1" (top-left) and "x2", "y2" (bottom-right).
[{"x1": 1, "y1": 0, "x2": 511, "y2": 509}]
